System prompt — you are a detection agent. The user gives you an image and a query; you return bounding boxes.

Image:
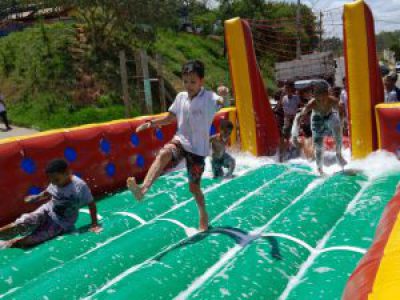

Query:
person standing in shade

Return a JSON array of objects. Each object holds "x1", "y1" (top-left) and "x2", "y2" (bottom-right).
[
  {"x1": 0, "y1": 94, "x2": 11, "y2": 131},
  {"x1": 279, "y1": 81, "x2": 300, "y2": 161},
  {"x1": 384, "y1": 72, "x2": 400, "y2": 103}
]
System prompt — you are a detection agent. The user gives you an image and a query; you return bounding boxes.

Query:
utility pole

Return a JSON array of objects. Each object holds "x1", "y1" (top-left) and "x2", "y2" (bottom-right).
[
  {"x1": 156, "y1": 54, "x2": 167, "y2": 112},
  {"x1": 119, "y1": 50, "x2": 132, "y2": 118},
  {"x1": 319, "y1": 11, "x2": 323, "y2": 52},
  {"x1": 296, "y1": 0, "x2": 302, "y2": 59}
]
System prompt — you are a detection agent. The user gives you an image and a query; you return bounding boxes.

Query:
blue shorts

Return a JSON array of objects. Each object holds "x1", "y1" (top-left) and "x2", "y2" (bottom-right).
[{"x1": 211, "y1": 153, "x2": 235, "y2": 178}]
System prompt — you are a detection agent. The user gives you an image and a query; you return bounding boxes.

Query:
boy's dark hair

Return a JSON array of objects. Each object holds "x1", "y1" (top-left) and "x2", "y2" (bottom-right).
[
  {"x1": 182, "y1": 60, "x2": 205, "y2": 78},
  {"x1": 46, "y1": 159, "x2": 69, "y2": 174},
  {"x1": 313, "y1": 80, "x2": 329, "y2": 95},
  {"x1": 332, "y1": 86, "x2": 342, "y2": 97},
  {"x1": 220, "y1": 119, "x2": 234, "y2": 131},
  {"x1": 284, "y1": 80, "x2": 295, "y2": 89},
  {"x1": 386, "y1": 72, "x2": 398, "y2": 83}
]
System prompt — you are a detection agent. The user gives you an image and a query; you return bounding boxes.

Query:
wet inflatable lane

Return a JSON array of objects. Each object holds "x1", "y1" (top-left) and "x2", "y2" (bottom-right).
[{"x1": 1, "y1": 164, "x2": 399, "y2": 300}]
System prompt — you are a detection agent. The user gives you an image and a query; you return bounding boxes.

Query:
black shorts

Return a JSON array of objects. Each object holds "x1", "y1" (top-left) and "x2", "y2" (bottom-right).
[{"x1": 162, "y1": 140, "x2": 205, "y2": 185}]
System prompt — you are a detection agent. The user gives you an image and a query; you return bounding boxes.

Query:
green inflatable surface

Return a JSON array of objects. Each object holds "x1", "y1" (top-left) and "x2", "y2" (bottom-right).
[{"x1": 0, "y1": 163, "x2": 399, "y2": 299}]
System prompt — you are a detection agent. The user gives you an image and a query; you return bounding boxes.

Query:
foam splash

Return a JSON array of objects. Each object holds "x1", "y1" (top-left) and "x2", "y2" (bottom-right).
[
  {"x1": 203, "y1": 151, "x2": 274, "y2": 178},
  {"x1": 288, "y1": 149, "x2": 400, "y2": 179},
  {"x1": 347, "y1": 150, "x2": 400, "y2": 179}
]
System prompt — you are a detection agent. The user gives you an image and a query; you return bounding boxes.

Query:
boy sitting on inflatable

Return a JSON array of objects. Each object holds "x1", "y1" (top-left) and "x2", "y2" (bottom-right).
[
  {"x1": 0, "y1": 159, "x2": 101, "y2": 248},
  {"x1": 210, "y1": 119, "x2": 236, "y2": 178}
]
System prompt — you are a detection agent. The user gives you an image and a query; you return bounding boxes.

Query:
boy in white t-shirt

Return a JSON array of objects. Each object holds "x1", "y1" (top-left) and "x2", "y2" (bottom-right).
[{"x1": 127, "y1": 60, "x2": 223, "y2": 231}]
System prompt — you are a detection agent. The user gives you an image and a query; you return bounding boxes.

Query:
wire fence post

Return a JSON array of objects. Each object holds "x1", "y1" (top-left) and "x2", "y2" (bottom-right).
[{"x1": 119, "y1": 50, "x2": 132, "y2": 118}]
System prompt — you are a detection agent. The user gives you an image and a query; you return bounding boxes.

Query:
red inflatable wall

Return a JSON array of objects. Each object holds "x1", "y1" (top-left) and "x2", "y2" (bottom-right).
[
  {"x1": 0, "y1": 110, "x2": 232, "y2": 227},
  {"x1": 343, "y1": 189, "x2": 400, "y2": 299},
  {"x1": 376, "y1": 103, "x2": 400, "y2": 157}
]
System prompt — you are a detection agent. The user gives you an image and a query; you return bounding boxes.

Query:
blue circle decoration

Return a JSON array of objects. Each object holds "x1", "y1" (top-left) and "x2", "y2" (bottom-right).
[
  {"x1": 105, "y1": 163, "x2": 116, "y2": 177},
  {"x1": 130, "y1": 133, "x2": 140, "y2": 147},
  {"x1": 28, "y1": 186, "x2": 42, "y2": 195},
  {"x1": 136, "y1": 154, "x2": 145, "y2": 168},
  {"x1": 396, "y1": 122, "x2": 400, "y2": 133},
  {"x1": 210, "y1": 124, "x2": 217, "y2": 136},
  {"x1": 21, "y1": 158, "x2": 36, "y2": 174},
  {"x1": 100, "y1": 139, "x2": 111, "y2": 155},
  {"x1": 155, "y1": 129, "x2": 164, "y2": 141},
  {"x1": 64, "y1": 147, "x2": 77, "y2": 162}
]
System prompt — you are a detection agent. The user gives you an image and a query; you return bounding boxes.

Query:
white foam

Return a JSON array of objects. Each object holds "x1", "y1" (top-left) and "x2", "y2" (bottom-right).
[
  {"x1": 289, "y1": 149, "x2": 400, "y2": 178},
  {"x1": 346, "y1": 150, "x2": 400, "y2": 179},
  {"x1": 314, "y1": 267, "x2": 334, "y2": 274},
  {"x1": 203, "y1": 151, "x2": 275, "y2": 178},
  {"x1": 114, "y1": 212, "x2": 147, "y2": 225},
  {"x1": 157, "y1": 218, "x2": 198, "y2": 237}
]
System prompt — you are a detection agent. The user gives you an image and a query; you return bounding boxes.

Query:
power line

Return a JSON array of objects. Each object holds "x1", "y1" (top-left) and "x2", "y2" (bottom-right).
[{"x1": 376, "y1": 19, "x2": 400, "y2": 25}]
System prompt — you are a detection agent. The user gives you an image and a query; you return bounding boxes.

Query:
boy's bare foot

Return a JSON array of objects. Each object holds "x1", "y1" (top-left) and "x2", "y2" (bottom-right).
[
  {"x1": 317, "y1": 167, "x2": 325, "y2": 176},
  {"x1": 337, "y1": 154, "x2": 347, "y2": 168},
  {"x1": 199, "y1": 213, "x2": 209, "y2": 232},
  {"x1": 127, "y1": 177, "x2": 143, "y2": 201},
  {"x1": 0, "y1": 240, "x2": 11, "y2": 249}
]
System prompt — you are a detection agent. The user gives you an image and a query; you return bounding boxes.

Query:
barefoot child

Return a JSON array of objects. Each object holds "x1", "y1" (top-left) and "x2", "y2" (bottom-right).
[
  {"x1": 292, "y1": 80, "x2": 347, "y2": 175},
  {"x1": 210, "y1": 119, "x2": 236, "y2": 178},
  {"x1": 279, "y1": 81, "x2": 301, "y2": 162},
  {"x1": 127, "y1": 60, "x2": 223, "y2": 231},
  {"x1": 0, "y1": 159, "x2": 101, "y2": 249}
]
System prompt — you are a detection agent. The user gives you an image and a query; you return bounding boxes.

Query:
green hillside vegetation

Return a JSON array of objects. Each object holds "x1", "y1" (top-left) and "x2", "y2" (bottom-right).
[
  {"x1": 0, "y1": 1, "x2": 318, "y2": 131},
  {"x1": 154, "y1": 30, "x2": 228, "y2": 90},
  {"x1": 0, "y1": 24, "x2": 230, "y2": 130},
  {"x1": 0, "y1": 22, "x2": 129, "y2": 130}
]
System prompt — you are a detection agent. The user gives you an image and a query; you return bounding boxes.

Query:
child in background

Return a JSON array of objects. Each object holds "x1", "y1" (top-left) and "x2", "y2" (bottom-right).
[
  {"x1": 279, "y1": 81, "x2": 301, "y2": 161},
  {"x1": 210, "y1": 119, "x2": 236, "y2": 178},
  {"x1": 0, "y1": 159, "x2": 101, "y2": 249},
  {"x1": 292, "y1": 81, "x2": 346, "y2": 175}
]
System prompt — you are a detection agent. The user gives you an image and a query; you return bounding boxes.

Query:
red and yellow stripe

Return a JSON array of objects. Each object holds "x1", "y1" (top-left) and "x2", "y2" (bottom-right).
[
  {"x1": 225, "y1": 18, "x2": 279, "y2": 156},
  {"x1": 343, "y1": 190, "x2": 400, "y2": 299}
]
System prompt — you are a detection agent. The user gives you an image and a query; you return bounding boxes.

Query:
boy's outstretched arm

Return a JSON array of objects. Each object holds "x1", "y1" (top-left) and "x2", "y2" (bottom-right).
[
  {"x1": 136, "y1": 112, "x2": 176, "y2": 132},
  {"x1": 88, "y1": 202, "x2": 102, "y2": 233},
  {"x1": 24, "y1": 190, "x2": 50, "y2": 204},
  {"x1": 300, "y1": 99, "x2": 314, "y2": 118}
]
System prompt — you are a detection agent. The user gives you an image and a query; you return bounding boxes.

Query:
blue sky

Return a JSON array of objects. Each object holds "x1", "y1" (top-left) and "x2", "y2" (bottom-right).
[{"x1": 280, "y1": 0, "x2": 400, "y2": 34}]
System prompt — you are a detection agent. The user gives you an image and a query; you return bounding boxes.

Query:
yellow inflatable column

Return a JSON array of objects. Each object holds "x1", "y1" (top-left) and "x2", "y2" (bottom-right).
[
  {"x1": 225, "y1": 18, "x2": 280, "y2": 156},
  {"x1": 343, "y1": 0, "x2": 383, "y2": 158}
]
